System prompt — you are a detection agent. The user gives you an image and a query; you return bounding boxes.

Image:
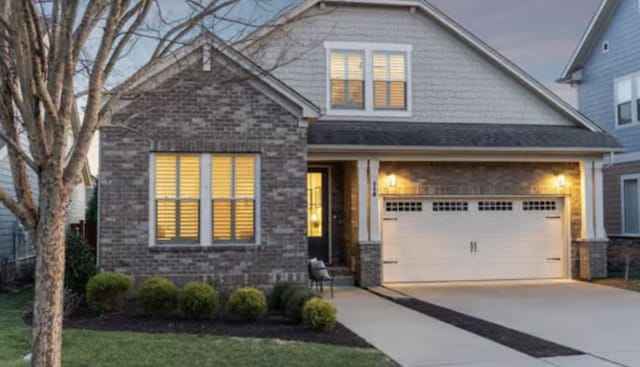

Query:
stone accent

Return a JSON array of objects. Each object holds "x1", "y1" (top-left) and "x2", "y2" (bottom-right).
[
  {"x1": 99, "y1": 47, "x2": 308, "y2": 291},
  {"x1": 574, "y1": 240, "x2": 608, "y2": 280},
  {"x1": 356, "y1": 242, "x2": 381, "y2": 287}
]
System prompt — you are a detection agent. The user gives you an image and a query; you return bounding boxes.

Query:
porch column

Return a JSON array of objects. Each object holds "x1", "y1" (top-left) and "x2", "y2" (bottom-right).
[
  {"x1": 357, "y1": 160, "x2": 369, "y2": 242},
  {"x1": 369, "y1": 160, "x2": 381, "y2": 243},
  {"x1": 577, "y1": 158, "x2": 608, "y2": 279}
]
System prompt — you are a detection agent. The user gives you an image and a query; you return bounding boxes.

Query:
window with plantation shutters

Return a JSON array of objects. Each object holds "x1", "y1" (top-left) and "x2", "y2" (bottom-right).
[
  {"x1": 212, "y1": 155, "x2": 256, "y2": 243},
  {"x1": 151, "y1": 153, "x2": 260, "y2": 246},
  {"x1": 155, "y1": 154, "x2": 200, "y2": 243},
  {"x1": 373, "y1": 52, "x2": 406, "y2": 110},
  {"x1": 329, "y1": 51, "x2": 364, "y2": 109}
]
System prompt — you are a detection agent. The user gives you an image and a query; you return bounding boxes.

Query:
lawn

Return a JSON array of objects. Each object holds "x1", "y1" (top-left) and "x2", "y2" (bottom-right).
[
  {"x1": 593, "y1": 278, "x2": 640, "y2": 292},
  {"x1": 0, "y1": 290, "x2": 395, "y2": 367}
]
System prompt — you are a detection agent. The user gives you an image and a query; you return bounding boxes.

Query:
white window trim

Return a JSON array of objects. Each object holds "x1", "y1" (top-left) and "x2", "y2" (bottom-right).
[
  {"x1": 324, "y1": 41, "x2": 412, "y2": 118},
  {"x1": 621, "y1": 173, "x2": 640, "y2": 237},
  {"x1": 614, "y1": 71, "x2": 640, "y2": 129},
  {"x1": 149, "y1": 153, "x2": 261, "y2": 247}
]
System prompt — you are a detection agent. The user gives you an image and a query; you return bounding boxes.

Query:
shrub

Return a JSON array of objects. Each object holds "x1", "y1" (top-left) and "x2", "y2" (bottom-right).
[
  {"x1": 269, "y1": 282, "x2": 297, "y2": 310},
  {"x1": 302, "y1": 298, "x2": 337, "y2": 331},
  {"x1": 63, "y1": 287, "x2": 83, "y2": 319},
  {"x1": 86, "y1": 272, "x2": 132, "y2": 314},
  {"x1": 138, "y1": 277, "x2": 178, "y2": 315},
  {"x1": 64, "y1": 234, "x2": 96, "y2": 293},
  {"x1": 226, "y1": 287, "x2": 267, "y2": 322},
  {"x1": 279, "y1": 284, "x2": 306, "y2": 312},
  {"x1": 285, "y1": 287, "x2": 318, "y2": 323},
  {"x1": 179, "y1": 282, "x2": 219, "y2": 319}
]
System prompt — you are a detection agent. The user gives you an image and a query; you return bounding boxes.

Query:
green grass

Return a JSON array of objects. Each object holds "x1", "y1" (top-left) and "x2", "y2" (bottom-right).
[{"x1": 0, "y1": 290, "x2": 395, "y2": 367}]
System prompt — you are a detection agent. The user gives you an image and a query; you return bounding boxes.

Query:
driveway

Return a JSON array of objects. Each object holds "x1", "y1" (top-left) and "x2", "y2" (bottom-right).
[{"x1": 390, "y1": 280, "x2": 640, "y2": 367}]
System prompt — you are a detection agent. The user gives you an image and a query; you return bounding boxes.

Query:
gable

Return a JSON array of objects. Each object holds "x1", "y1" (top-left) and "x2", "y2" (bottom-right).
[{"x1": 245, "y1": 0, "x2": 600, "y2": 131}]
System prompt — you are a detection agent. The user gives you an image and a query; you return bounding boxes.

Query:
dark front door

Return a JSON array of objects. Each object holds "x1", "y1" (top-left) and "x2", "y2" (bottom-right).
[{"x1": 307, "y1": 168, "x2": 329, "y2": 263}]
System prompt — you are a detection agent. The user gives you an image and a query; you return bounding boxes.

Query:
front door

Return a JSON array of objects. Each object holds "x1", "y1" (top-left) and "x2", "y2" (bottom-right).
[{"x1": 307, "y1": 168, "x2": 329, "y2": 263}]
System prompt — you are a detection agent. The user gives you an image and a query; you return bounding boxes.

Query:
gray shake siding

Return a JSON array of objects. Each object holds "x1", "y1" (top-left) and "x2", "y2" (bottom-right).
[
  {"x1": 253, "y1": 4, "x2": 575, "y2": 126},
  {"x1": 99, "y1": 49, "x2": 308, "y2": 289}
]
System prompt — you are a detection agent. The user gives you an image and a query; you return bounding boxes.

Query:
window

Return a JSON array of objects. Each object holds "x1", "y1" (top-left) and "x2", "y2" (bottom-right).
[
  {"x1": 373, "y1": 52, "x2": 407, "y2": 110},
  {"x1": 385, "y1": 201, "x2": 422, "y2": 212},
  {"x1": 523, "y1": 201, "x2": 557, "y2": 211},
  {"x1": 155, "y1": 154, "x2": 201, "y2": 244},
  {"x1": 478, "y1": 201, "x2": 513, "y2": 212},
  {"x1": 329, "y1": 51, "x2": 364, "y2": 109},
  {"x1": 151, "y1": 153, "x2": 260, "y2": 246},
  {"x1": 432, "y1": 202, "x2": 468, "y2": 212},
  {"x1": 212, "y1": 155, "x2": 256, "y2": 242},
  {"x1": 623, "y1": 175, "x2": 640, "y2": 235},
  {"x1": 325, "y1": 41, "x2": 412, "y2": 116},
  {"x1": 614, "y1": 73, "x2": 640, "y2": 127}
]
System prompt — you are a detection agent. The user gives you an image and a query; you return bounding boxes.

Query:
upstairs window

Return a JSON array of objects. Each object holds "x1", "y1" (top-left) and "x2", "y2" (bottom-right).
[
  {"x1": 615, "y1": 73, "x2": 640, "y2": 127},
  {"x1": 329, "y1": 51, "x2": 364, "y2": 110},
  {"x1": 325, "y1": 42, "x2": 412, "y2": 117},
  {"x1": 373, "y1": 52, "x2": 407, "y2": 110}
]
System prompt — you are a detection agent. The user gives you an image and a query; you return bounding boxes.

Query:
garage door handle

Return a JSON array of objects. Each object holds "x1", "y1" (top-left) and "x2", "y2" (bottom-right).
[
  {"x1": 383, "y1": 218, "x2": 398, "y2": 221},
  {"x1": 546, "y1": 216, "x2": 561, "y2": 219},
  {"x1": 383, "y1": 260, "x2": 398, "y2": 264}
]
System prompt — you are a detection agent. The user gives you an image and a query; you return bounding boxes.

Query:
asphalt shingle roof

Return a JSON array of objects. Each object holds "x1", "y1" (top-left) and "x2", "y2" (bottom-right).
[{"x1": 307, "y1": 121, "x2": 622, "y2": 150}]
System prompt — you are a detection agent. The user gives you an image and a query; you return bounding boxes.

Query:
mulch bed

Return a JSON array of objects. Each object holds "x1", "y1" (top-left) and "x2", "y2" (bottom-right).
[
  {"x1": 25, "y1": 307, "x2": 372, "y2": 349},
  {"x1": 374, "y1": 288, "x2": 584, "y2": 359}
]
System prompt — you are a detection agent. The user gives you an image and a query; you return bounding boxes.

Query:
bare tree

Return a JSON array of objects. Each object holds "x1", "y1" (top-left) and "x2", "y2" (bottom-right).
[
  {"x1": 0, "y1": 1, "x2": 315, "y2": 366},
  {"x1": 610, "y1": 242, "x2": 640, "y2": 281}
]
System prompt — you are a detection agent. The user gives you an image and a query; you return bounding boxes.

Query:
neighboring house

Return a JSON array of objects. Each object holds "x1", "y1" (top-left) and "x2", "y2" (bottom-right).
[
  {"x1": 558, "y1": 0, "x2": 639, "y2": 247},
  {"x1": 99, "y1": 0, "x2": 620, "y2": 290},
  {"x1": 0, "y1": 137, "x2": 92, "y2": 281}
]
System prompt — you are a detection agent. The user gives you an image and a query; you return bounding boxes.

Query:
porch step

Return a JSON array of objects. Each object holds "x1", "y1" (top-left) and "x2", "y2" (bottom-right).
[
  {"x1": 333, "y1": 275, "x2": 355, "y2": 287},
  {"x1": 328, "y1": 266, "x2": 353, "y2": 277}
]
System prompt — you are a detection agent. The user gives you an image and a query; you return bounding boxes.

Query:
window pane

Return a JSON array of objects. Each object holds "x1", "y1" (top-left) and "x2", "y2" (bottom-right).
[
  {"x1": 389, "y1": 81, "x2": 406, "y2": 109},
  {"x1": 179, "y1": 156, "x2": 200, "y2": 198},
  {"x1": 156, "y1": 200, "x2": 176, "y2": 241},
  {"x1": 331, "y1": 80, "x2": 346, "y2": 107},
  {"x1": 389, "y1": 54, "x2": 406, "y2": 81},
  {"x1": 307, "y1": 172, "x2": 323, "y2": 238},
  {"x1": 373, "y1": 52, "x2": 406, "y2": 110},
  {"x1": 213, "y1": 200, "x2": 232, "y2": 241},
  {"x1": 212, "y1": 156, "x2": 232, "y2": 198},
  {"x1": 179, "y1": 200, "x2": 199, "y2": 240},
  {"x1": 330, "y1": 52, "x2": 346, "y2": 79},
  {"x1": 617, "y1": 79, "x2": 632, "y2": 103},
  {"x1": 235, "y1": 156, "x2": 255, "y2": 197},
  {"x1": 156, "y1": 155, "x2": 177, "y2": 198},
  {"x1": 619, "y1": 102, "x2": 633, "y2": 125},
  {"x1": 624, "y1": 179, "x2": 639, "y2": 233},
  {"x1": 346, "y1": 80, "x2": 364, "y2": 108},
  {"x1": 373, "y1": 53, "x2": 387, "y2": 80},
  {"x1": 346, "y1": 53, "x2": 363, "y2": 80},
  {"x1": 235, "y1": 200, "x2": 255, "y2": 241}
]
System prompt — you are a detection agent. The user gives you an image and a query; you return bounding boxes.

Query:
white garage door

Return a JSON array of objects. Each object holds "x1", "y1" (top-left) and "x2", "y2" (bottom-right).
[{"x1": 382, "y1": 198, "x2": 565, "y2": 283}]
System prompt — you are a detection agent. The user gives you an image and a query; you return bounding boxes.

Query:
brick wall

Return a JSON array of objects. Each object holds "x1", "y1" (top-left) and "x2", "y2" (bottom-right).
[{"x1": 99, "y1": 48, "x2": 308, "y2": 290}]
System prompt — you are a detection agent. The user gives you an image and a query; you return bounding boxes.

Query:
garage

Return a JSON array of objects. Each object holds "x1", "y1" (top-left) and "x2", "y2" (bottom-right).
[{"x1": 382, "y1": 198, "x2": 566, "y2": 283}]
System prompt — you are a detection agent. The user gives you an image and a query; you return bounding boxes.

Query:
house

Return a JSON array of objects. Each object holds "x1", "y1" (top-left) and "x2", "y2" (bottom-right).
[
  {"x1": 0, "y1": 137, "x2": 92, "y2": 283},
  {"x1": 558, "y1": 0, "x2": 640, "y2": 251},
  {"x1": 99, "y1": 0, "x2": 621, "y2": 289}
]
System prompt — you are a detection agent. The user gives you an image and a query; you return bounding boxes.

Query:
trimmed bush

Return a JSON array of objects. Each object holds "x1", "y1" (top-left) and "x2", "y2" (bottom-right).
[
  {"x1": 284, "y1": 287, "x2": 318, "y2": 323},
  {"x1": 279, "y1": 284, "x2": 307, "y2": 311},
  {"x1": 86, "y1": 272, "x2": 132, "y2": 314},
  {"x1": 138, "y1": 277, "x2": 178, "y2": 315},
  {"x1": 64, "y1": 234, "x2": 96, "y2": 293},
  {"x1": 269, "y1": 282, "x2": 297, "y2": 310},
  {"x1": 226, "y1": 287, "x2": 267, "y2": 322},
  {"x1": 179, "y1": 282, "x2": 219, "y2": 319},
  {"x1": 302, "y1": 298, "x2": 337, "y2": 331}
]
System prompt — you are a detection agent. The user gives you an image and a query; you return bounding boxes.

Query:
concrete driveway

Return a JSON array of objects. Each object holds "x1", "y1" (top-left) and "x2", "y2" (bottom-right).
[{"x1": 390, "y1": 280, "x2": 640, "y2": 367}]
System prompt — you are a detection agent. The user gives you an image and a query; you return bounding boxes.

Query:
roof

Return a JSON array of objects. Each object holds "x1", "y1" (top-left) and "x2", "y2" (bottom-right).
[
  {"x1": 111, "y1": 33, "x2": 320, "y2": 119},
  {"x1": 558, "y1": 0, "x2": 621, "y2": 83},
  {"x1": 240, "y1": 0, "x2": 604, "y2": 133},
  {"x1": 308, "y1": 121, "x2": 623, "y2": 152}
]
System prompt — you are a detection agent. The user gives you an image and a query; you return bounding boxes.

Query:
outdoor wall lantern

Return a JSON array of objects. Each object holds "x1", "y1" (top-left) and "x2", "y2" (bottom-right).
[
  {"x1": 388, "y1": 174, "x2": 398, "y2": 188},
  {"x1": 556, "y1": 174, "x2": 567, "y2": 188}
]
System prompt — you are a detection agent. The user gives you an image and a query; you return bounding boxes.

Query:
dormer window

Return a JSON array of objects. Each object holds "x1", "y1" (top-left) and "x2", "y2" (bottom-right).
[
  {"x1": 325, "y1": 41, "x2": 412, "y2": 117},
  {"x1": 329, "y1": 51, "x2": 365, "y2": 109},
  {"x1": 615, "y1": 73, "x2": 640, "y2": 128}
]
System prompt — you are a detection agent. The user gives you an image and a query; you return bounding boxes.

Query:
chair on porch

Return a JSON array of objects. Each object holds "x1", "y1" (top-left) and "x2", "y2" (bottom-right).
[{"x1": 308, "y1": 258, "x2": 334, "y2": 298}]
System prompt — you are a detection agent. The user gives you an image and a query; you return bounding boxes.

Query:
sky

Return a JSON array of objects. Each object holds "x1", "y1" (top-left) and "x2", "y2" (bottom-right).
[{"x1": 428, "y1": 0, "x2": 602, "y2": 105}]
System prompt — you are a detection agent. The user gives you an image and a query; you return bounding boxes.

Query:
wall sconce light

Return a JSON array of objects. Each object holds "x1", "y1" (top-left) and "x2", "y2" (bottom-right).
[
  {"x1": 388, "y1": 174, "x2": 398, "y2": 188},
  {"x1": 556, "y1": 174, "x2": 567, "y2": 188}
]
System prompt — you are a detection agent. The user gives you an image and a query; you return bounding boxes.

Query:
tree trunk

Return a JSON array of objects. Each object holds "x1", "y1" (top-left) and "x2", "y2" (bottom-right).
[{"x1": 31, "y1": 184, "x2": 69, "y2": 367}]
